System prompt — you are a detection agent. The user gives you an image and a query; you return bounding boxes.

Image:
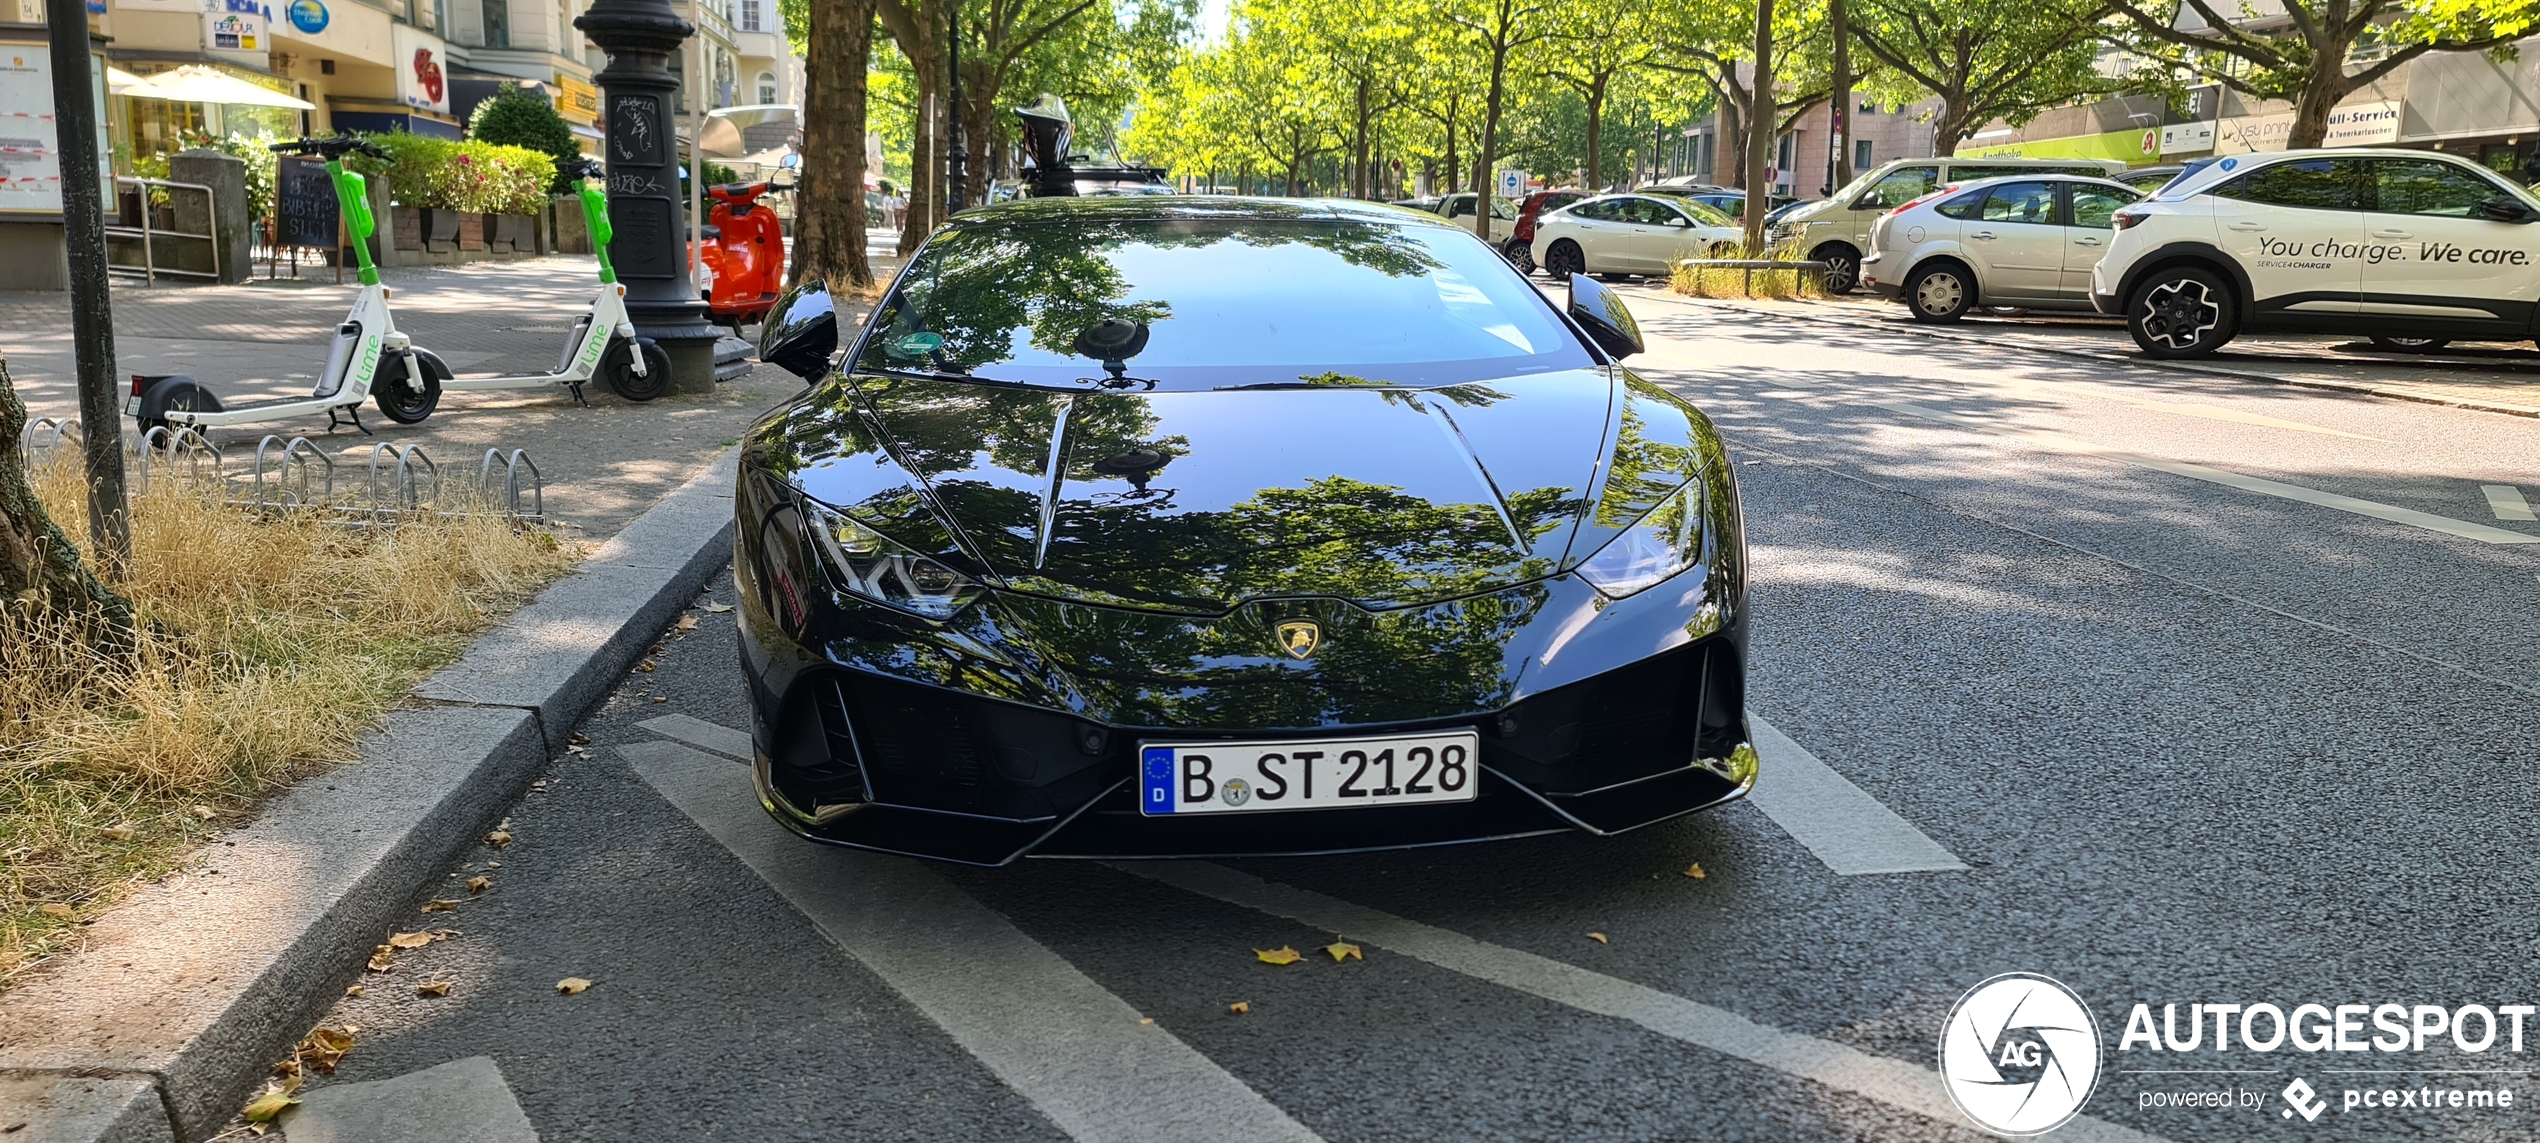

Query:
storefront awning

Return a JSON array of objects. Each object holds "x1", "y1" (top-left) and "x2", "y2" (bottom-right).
[{"x1": 122, "y1": 65, "x2": 315, "y2": 110}]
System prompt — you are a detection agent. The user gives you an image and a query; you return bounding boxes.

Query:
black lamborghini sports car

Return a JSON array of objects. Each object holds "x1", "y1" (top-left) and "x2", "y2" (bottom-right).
[{"x1": 737, "y1": 195, "x2": 1754, "y2": 865}]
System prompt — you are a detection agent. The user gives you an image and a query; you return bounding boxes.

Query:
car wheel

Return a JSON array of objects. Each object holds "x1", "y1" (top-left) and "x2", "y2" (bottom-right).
[
  {"x1": 1502, "y1": 239, "x2": 1536, "y2": 275},
  {"x1": 1544, "y1": 239, "x2": 1586, "y2": 279},
  {"x1": 2367, "y1": 335, "x2": 2451, "y2": 353},
  {"x1": 1812, "y1": 244, "x2": 1861, "y2": 293},
  {"x1": 2127, "y1": 267, "x2": 2238, "y2": 359},
  {"x1": 1905, "y1": 264, "x2": 1973, "y2": 323}
]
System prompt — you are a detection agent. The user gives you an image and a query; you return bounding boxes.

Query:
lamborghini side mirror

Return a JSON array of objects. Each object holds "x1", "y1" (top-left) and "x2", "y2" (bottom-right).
[
  {"x1": 761, "y1": 280, "x2": 839, "y2": 382},
  {"x1": 1566, "y1": 273, "x2": 1644, "y2": 360}
]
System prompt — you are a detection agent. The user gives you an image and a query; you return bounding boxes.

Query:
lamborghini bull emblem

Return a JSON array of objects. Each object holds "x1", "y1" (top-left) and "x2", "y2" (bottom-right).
[{"x1": 1274, "y1": 620, "x2": 1321, "y2": 660}]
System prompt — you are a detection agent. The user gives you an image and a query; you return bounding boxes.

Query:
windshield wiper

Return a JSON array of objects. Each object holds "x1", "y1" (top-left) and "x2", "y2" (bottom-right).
[{"x1": 867, "y1": 365, "x2": 1022, "y2": 386}]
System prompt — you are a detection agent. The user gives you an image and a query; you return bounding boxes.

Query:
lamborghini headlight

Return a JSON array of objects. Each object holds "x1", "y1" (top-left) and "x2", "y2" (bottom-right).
[
  {"x1": 803, "y1": 501, "x2": 980, "y2": 619},
  {"x1": 1574, "y1": 478, "x2": 1704, "y2": 599}
]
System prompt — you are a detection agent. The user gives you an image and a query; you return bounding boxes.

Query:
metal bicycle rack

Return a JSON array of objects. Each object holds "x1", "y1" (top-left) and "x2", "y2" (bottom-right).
[
  {"x1": 364, "y1": 442, "x2": 442, "y2": 518},
  {"x1": 25, "y1": 426, "x2": 548, "y2": 527},
  {"x1": 130, "y1": 426, "x2": 226, "y2": 491},
  {"x1": 477, "y1": 449, "x2": 546, "y2": 524},
  {"x1": 18, "y1": 417, "x2": 81, "y2": 468},
  {"x1": 109, "y1": 177, "x2": 222, "y2": 285},
  {"x1": 240, "y1": 436, "x2": 335, "y2": 512}
]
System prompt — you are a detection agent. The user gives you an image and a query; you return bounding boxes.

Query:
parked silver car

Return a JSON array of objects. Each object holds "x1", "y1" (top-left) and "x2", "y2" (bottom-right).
[{"x1": 1859, "y1": 174, "x2": 2143, "y2": 322}]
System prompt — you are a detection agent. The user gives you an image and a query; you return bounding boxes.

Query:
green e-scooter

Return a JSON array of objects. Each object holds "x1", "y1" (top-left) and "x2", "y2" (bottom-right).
[
  {"x1": 129, "y1": 136, "x2": 448, "y2": 435},
  {"x1": 437, "y1": 160, "x2": 672, "y2": 404}
]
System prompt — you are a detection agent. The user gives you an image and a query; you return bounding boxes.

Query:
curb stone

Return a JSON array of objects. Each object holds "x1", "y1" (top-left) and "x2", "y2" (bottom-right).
[
  {"x1": 0, "y1": 450, "x2": 740, "y2": 1143},
  {"x1": 1641, "y1": 290, "x2": 2540, "y2": 419}
]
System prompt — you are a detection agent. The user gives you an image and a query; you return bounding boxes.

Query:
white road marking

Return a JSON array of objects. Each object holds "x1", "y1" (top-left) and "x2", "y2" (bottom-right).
[
  {"x1": 1745, "y1": 715, "x2": 1967, "y2": 874},
  {"x1": 2484, "y1": 485, "x2": 2537, "y2": 522},
  {"x1": 1874, "y1": 400, "x2": 2540, "y2": 545},
  {"x1": 1119, "y1": 862, "x2": 2167, "y2": 1143},
  {"x1": 636, "y1": 712, "x2": 754, "y2": 759},
  {"x1": 282, "y1": 1056, "x2": 539, "y2": 1143},
  {"x1": 629, "y1": 741, "x2": 1328, "y2": 1143}
]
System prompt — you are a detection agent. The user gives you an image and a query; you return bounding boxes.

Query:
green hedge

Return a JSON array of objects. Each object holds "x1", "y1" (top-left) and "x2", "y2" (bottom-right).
[{"x1": 350, "y1": 133, "x2": 557, "y2": 216}]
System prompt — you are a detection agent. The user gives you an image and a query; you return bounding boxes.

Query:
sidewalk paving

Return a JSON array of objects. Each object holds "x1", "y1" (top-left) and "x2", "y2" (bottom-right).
[
  {"x1": 1637, "y1": 288, "x2": 2540, "y2": 419},
  {"x1": 0, "y1": 250, "x2": 892, "y2": 538}
]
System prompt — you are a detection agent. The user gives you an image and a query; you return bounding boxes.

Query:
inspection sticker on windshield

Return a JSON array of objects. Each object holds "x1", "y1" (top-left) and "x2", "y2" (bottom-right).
[{"x1": 1138, "y1": 731, "x2": 1480, "y2": 815}]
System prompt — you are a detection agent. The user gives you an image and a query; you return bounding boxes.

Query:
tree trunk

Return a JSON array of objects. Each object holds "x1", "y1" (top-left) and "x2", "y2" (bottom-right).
[
  {"x1": 1472, "y1": 41, "x2": 1509, "y2": 241},
  {"x1": 0, "y1": 356, "x2": 131, "y2": 636},
  {"x1": 1744, "y1": 0, "x2": 1776, "y2": 256},
  {"x1": 1717, "y1": 91, "x2": 1746, "y2": 189},
  {"x1": 1829, "y1": 0, "x2": 1850, "y2": 192},
  {"x1": 792, "y1": 0, "x2": 877, "y2": 289},
  {"x1": 895, "y1": 0, "x2": 940, "y2": 254},
  {"x1": 2286, "y1": 65, "x2": 2353, "y2": 149},
  {"x1": 1583, "y1": 74, "x2": 1605, "y2": 191},
  {"x1": 1931, "y1": 97, "x2": 1967, "y2": 157}
]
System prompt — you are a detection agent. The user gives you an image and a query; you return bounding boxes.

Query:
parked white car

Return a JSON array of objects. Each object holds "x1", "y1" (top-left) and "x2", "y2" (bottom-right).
[
  {"x1": 1861, "y1": 175, "x2": 2144, "y2": 322},
  {"x1": 1531, "y1": 194, "x2": 1742, "y2": 278},
  {"x1": 1434, "y1": 192, "x2": 1521, "y2": 245},
  {"x1": 1769, "y1": 156, "x2": 2129, "y2": 293},
  {"x1": 2093, "y1": 148, "x2": 2540, "y2": 357}
]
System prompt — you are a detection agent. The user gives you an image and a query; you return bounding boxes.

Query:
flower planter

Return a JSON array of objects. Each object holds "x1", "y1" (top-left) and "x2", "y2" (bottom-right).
[
  {"x1": 417, "y1": 207, "x2": 462, "y2": 254},
  {"x1": 392, "y1": 206, "x2": 424, "y2": 254},
  {"x1": 458, "y1": 212, "x2": 487, "y2": 252},
  {"x1": 488, "y1": 213, "x2": 536, "y2": 254}
]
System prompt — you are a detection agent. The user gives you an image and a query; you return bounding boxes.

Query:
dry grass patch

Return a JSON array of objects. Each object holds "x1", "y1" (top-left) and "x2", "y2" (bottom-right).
[
  {"x1": 1669, "y1": 255, "x2": 1833, "y2": 301},
  {"x1": 1, "y1": 455, "x2": 576, "y2": 983}
]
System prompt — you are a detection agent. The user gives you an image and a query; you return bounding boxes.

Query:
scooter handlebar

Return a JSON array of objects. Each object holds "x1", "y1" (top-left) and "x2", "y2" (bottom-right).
[{"x1": 268, "y1": 136, "x2": 390, "y2": 161}]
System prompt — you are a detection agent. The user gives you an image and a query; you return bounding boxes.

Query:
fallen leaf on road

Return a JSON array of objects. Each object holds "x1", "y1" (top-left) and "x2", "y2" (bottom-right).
[
  {"x1": 1254, "y1": 946, "x2": 1302, "y2": 966},
  {"x1": 676, "y1": 616, "x2": 699, "y2": 631},
  {"x1": 1138, "y1": 1017, "x2": 1154, "y2": 1025},
  {"x1": 484, "y1": 830, "x2": 512, "y2": 850},
  {"x1": 1323, "y1": 942, "x2": 1363, "y2": 962},
  {"x1": 416, "y1": 981, "x2": 451, "y2": 998},
  {"x1": 295, "y1": 1028, "x2": 354, "y2": 1073},
  {"x1": 651, "y1": 696, "x2": 668, "y2": 704},
  {"x1": 343, "y1": 985, "x2": 363, "y2": 998},
  {"x1": 556, "y1": 977, "x2": 593, "y2": 995},
  {"x1": 568, "y1": 731, "x2": 590, "y2": 745},
  {"x1": 386, "y1": 931, "x2": 443, "y2": 949},
  {"x1": 637, "y1": 660, "x2": 657, "y2": 673},
  {"x1": 1684, "y1": 863, "x2": 1707, "y2": 880},
  {"x1": 1586, "y1": 932, "x2": 1609, "y2": 944},
  {"x1": 486, "y1": 861, "x2": 501, "y2": 868},
  {"x1": 36, "y1": 903, "x2": 72, "y2": 918},
  {"x1": 1227, "y1": 1001, "x2": 1250, "y2": 1015},
  {"x1": 702, "y1": 602, "x2": 733, "y2": 612},
  {"x1": 466, "y1": 876, "x2": 492, "y2": 895},
  {"x1": 418, "y1": 899, "x2": 459, "y2": 914},
  {"x1": 98, "y1": 823, "x2": 136, "y2": 841},
  {"x1": 190, "y1": 805, "x2": 216, "y2": 820},
  {"x1": 239, "y1": 1089, "x2": 297, "y2": 1124},
  {"x1": 366, "y1": 945, "x2": 395, "y2": 971}
]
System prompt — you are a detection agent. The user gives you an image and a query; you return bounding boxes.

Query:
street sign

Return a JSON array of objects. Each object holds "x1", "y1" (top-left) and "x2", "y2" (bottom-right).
[{"x1": 1497, "y1": 168, "x2": 1525, "y2": 196}]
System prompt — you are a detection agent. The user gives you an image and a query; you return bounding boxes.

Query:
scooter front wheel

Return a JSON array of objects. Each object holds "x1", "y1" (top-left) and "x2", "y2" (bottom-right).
[
  {"x1": 375, "y1": 354, "x2": 444, "y2": 424},
  {"x1": 605, "y1": 339, "x2": 675, "y2": 403}
]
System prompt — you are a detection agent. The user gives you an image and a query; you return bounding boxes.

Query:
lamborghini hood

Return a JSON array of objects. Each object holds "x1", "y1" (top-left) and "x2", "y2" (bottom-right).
[{"x1": 798, "y1": 368, "x2": 1657, "y2": 614}]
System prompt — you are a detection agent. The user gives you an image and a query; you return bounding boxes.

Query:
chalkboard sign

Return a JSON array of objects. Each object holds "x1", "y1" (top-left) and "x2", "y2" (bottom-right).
[{"x1": 277, "y1": 156, "x2": 338, "y2": 250}]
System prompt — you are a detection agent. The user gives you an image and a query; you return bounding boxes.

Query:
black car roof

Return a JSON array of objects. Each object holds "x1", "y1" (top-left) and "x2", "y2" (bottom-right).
[{"x1": 945, "y1": 194, "x2": 1456, "y2": 231}]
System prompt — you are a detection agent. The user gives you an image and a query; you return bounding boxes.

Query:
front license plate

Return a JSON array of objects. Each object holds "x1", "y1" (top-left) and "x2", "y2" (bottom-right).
[{"x1": 1138, "y1": 731, "x2": 1480, "y2": 816}]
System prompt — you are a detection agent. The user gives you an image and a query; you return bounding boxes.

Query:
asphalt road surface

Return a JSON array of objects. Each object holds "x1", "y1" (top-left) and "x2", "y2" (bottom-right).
[{"x1": 284, "y1": 297, "x2": 2540, "y2": 1143}]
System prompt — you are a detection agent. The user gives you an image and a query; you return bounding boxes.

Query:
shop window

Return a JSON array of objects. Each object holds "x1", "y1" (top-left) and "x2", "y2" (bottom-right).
[{"x1": 483, "y1": 0, "x2": 509, "y2": 48}]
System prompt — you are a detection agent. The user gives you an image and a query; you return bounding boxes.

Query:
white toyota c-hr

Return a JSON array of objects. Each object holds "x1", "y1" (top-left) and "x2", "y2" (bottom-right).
[{"x1": 2092, "y1": 148, "x2": 2540, "y2": 358}]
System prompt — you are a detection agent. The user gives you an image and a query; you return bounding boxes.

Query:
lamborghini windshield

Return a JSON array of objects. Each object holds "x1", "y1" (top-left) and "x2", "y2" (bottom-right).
[{"x1": 859, "y1": 214, "x2": 1593, "y2": 389}]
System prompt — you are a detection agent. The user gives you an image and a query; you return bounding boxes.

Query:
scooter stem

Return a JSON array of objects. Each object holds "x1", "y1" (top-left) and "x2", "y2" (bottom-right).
[
  {"x1": 579, "y1": 179, "x2": 617, "y2": 285},
  {"x1": 328, "y1": 159, "x2": 381, "y2": 287}
]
